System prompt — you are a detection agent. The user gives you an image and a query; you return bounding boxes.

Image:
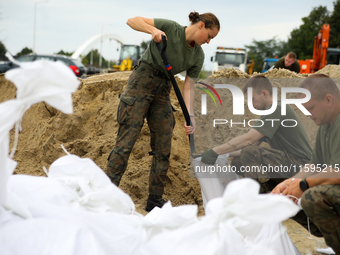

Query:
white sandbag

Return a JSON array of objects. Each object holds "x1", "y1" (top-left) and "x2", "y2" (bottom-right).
[
  {"x1": 48, "y1": 154, "x2": 135, "y2": 214},
  {"x1": 137, "y1": 179, "x2": 300, "y2": 255},
  {"x1": 193, "y1": 153, "x2": 239, "y2": 207},
  {"x1": 5, "y1": 59, "x2": 80, "y2": 113},
  {"x1": 143, "y1": 201, "x2": 198, "y2": 238},
  {"x1": 5, "y1": 175, "x2": 78, "y2": 218},
  {"x1": 0, "y1": 59, "x2": 80, "y2": 207},
  {"x1": 204, "y1": 179, "x2": 301, "y2": 255},
  {"x1": 244, "y1": 223, "x2": 301, "y2": 255},
  {"x1": 316, "y1": 247, "x2": 336, "y2": 254},
  {"x1": 0, "y1": 218, "x2": 105, "y2": 255},
  {"x1": 0, "y1": 207, "x2": 23, "y2": 227},
  {"x1": 136, "y1": 218, "x2": 246, "y2": 255},
  {"x1": 28, "y1": 203, "x2": 147, "y2": 255}
]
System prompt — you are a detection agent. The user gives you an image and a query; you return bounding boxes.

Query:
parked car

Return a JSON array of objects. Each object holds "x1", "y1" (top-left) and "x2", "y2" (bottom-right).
[
  {"x1": 0, "y1": 61, "x2": 20, "y2": 73},
  {"x1": 0, "y1": 54, "x2": 86, "y2": 77}
]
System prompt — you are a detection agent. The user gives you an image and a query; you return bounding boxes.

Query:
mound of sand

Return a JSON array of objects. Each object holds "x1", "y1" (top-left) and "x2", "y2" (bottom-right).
[{"x1": 2, "y1": 65, "x2": 340, "y2": 254}]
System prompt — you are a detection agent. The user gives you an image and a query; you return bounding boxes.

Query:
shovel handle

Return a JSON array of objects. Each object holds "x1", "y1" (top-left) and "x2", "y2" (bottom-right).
[
  {"x1": 155, "y1": 35, "x2": 196, "y2": 153},
  {"x1": 156, "y1": 35, "x2": 170, "y2": 66}
]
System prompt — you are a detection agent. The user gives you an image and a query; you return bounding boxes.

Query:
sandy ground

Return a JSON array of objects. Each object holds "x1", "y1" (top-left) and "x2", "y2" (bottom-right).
[{"x1": 2, "y1": 65, "x2": 340, "y2": 254}]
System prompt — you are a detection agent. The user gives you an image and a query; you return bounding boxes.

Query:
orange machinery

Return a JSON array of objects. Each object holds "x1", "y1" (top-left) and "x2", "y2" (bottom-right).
[{"x1": 298, "y1": 24, "x2": 330, "y2": 74}]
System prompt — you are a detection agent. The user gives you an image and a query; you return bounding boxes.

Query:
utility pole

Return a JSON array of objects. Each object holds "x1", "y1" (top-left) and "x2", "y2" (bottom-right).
[
  {"x1": 99, "y1": 24, "x2": 112, "y2": 68},
  {"x1": 33, "y1": 1, "x2": 49, "y2": 53}
]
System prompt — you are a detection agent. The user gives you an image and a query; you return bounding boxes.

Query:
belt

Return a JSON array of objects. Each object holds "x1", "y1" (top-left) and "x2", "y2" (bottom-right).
[{"x1": 139, "y1": 61, "x2": 169, "y2": 80}]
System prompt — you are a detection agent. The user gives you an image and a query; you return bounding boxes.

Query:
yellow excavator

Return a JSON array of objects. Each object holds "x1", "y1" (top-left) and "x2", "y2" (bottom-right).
[{"x1": 113, "y1": 45, "x2": 141, "y2": 71}]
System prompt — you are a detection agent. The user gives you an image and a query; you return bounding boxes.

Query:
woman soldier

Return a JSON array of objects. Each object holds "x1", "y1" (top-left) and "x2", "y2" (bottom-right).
[{"x1": 106, "y1": 12, "x2": 220, "y2": 211}]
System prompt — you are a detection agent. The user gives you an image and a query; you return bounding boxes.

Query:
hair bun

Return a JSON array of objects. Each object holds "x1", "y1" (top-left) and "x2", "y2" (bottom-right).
[{"x1": 189, "y1": 12, "x2": 200, "y2": 23}]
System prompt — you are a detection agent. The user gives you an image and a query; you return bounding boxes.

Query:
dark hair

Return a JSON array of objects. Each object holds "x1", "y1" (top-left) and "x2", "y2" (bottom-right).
[
  {"x1": 243, "y1": 74, "x2": 273, "y2": 95},
  {"x1": 299, "y1": 73, "x2": 340, "y2": 101},
  {"x1": 287, "y1": 52, "x2": 297, "y2": 60},
  {"x1": 189, "y1": 12, "x2": 220, "y2": 30}
]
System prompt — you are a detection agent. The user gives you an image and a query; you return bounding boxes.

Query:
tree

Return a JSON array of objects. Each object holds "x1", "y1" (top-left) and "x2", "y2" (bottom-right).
[
  {"x1": 0, "y1": 41, "x2": 6, "y2": 61},
  {"x1": 15, "y1": 47, "x2": 33, "y2": 58},
  {"x1": 82, "y1": 49, "x2": 108, "y2": 68},
  {"x1": 329, "y1": 0, "x2": 340, "y2": 48},
  {"x1": 140, "y1": 40, "x2": 152, "y2": 52},
  {"x1": 287, "y1": 6, "x2": 330, "y2": 59},
  {"x1": 55, "y1": 50, "x2": 73, "y2": 56},
  {"x1": 245, "y1": 37, "x2": 289, "y2": 72}
]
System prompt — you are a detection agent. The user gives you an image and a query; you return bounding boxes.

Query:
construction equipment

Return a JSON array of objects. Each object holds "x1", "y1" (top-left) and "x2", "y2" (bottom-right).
[
  {"x1": 211, "y1": 47, "x2": 248, "y2": 73},
  {"x1": 298, "y1": 24, "x2": 340, "y2": 73},
  {"x1": 113, "y1": 44, "x2": 141, "y2": 71},
  {"x1": 247, "y1": 60, "x2": 254, "y2": 74},
  {"x1": 261, "y1": 57, "x2": 278, "y2": 73}
]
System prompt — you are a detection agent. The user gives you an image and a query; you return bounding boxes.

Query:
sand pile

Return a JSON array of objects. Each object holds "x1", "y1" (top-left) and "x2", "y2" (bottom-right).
[
  {"x1": 209, "y1": 68, "x2": 251, "y2": 78},
  {"x1": 2, "y1": 65, "x2": 340, "y2": 254}
]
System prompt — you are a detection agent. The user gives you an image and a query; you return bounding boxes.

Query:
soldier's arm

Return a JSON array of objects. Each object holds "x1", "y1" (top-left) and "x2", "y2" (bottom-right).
[
  {"x1": 183, "y1": 75, "x2": 195, "y2": 134},
  {"x1": 272, "y1": 166, "x2": 340, "y2": 197},
  {"x1": 126, "y1": 17, "x2": 165, "y2": 43},
  {"x1": 228, "y1": 140, "x2": 262, "y2": 158},
  {"x1": 213, "y1": 128, "x2": 264, "y2": 155}
]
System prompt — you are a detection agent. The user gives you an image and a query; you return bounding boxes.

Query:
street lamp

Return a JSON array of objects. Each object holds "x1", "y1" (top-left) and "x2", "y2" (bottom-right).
[
  {"x1": 99, "y1": 23, "x2": 113, "y2": 68},
  {"x1": 33, "y1": 1, "x2": 49, "y2": 53}
]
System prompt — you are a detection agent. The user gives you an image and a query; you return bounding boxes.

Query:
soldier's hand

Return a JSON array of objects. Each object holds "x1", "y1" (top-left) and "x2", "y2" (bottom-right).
[
  {"x1": 282, "y1": 178, "x2": 303, "y2": 204},
  {"x1": 184, "y1": 116, "x2": 196, "y2": 135},
  {"x1": 152, "y1": 29, "x2": 166, "y2": 43},
  {"x1": 271, "y1": 179, "x2": 289, "y2": 194},
  {"x1": 201, "y1": 148, "x2": 218, "y2": 165}
]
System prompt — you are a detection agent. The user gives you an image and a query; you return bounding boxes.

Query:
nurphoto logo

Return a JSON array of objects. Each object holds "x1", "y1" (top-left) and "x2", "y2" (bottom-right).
[{"x1": 198, "y1": 83, "x2": 311, "y2": 128}]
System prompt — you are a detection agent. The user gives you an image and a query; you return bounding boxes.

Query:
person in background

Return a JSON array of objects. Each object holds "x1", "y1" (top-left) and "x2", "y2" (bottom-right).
[
  {"x1": 201, "y1": 75, "x2": 312, "y2": 193},
  {"x1": 274, "y1": 52, "x2": 300, "y2": 73},
  {"x1": 272, "y1": 74, "x2": 340, "y2": 254}
]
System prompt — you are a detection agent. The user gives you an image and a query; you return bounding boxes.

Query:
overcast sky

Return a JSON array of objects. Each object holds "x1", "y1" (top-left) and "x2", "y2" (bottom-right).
[{"x1": 1, "y1": 0, "x2": 336, "y2": 70}]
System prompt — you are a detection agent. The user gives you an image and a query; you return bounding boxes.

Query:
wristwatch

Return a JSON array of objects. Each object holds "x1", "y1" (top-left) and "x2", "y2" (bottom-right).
[{"x1": 299, "y1": 178, "x2": 309, "y2": 192}]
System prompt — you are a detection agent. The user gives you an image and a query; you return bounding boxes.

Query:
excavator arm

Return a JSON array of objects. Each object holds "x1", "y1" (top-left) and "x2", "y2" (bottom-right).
[{"x1": 313, "y1": 24, "x2": 330, "y2": 72}]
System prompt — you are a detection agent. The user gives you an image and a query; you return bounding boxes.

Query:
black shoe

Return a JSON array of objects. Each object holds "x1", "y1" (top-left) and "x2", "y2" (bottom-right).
[{"x1": 145, "y1": 194, "x2": 167, "y2": 212}]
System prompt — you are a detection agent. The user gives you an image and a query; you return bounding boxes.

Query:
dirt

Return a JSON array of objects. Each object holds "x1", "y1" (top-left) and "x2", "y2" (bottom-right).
[{"x1": 2, "y1": 65, "x2": 340, "y2": 254}]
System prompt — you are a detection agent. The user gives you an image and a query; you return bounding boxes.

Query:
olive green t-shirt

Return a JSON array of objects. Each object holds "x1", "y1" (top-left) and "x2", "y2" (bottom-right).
[
  {"x1": 274, "y1": 56, "x2": 301, "y2": 73},
  {"x1": 253, "y1": 101, "x2": 312, "y2": 160},
  {"x1": 311, "y1": 112, "x2": 340, "y2": 167},
  {"x1": 140, "y1": 18, "x2": 205, "y2": 79}
]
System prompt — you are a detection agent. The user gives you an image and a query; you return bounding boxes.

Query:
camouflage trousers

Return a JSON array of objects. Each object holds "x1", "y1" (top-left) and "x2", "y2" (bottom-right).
[
  {"x1": 106, "y1": 62, "x2": 175, "y2": 196},
  {"x1": 231, "y1": 145, "x2": 309, "y2": 193},
  {"x1": 300, "y1": 185, "x2": 340, "y2": 254}
]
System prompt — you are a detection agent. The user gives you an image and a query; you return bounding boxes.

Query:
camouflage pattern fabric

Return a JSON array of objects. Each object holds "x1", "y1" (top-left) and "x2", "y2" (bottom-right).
[
  {"x1": 231, "y1": 145, "x2": 309, "y2": 193},
  {"x1": 301, "y1": 185, "x2": 340, "y2": 254},
  {"x1": 106, "y1": 62, "x2": 175, "y2": 196}
]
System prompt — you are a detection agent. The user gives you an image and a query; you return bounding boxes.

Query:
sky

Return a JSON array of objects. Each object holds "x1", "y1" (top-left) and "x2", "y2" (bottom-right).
[{"x1": 1, "y1": 0, "x2": 336, "y2": 71}]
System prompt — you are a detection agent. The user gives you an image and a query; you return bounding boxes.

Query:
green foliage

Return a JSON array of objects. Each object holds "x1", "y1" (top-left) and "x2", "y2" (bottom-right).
[
  {"x1": 82, "y1": 49, "x2": 108, "y2": 68},
  {"x1": 329, "y1": 0, "x2": 340, "y2": 48},
  {"x1": 55, "y1": 50, "x2": 73, "y2": 56},
  {"x1": 15, "y1": 47, "x2": 33, "y2": 58},
  {"x1": 245, "y1": 37, "x2": 289, "y2": 72},
  {"x1": 140, "y1": 40, "x2": 152, "y2": 52},
  {"x1": 0, "y1": 41, "x2": 7, "y2": 61},
  {"x1": 81, "y1": 56, "x2": 88, "y2": 66},
  {"x1": 287, "y1": 6, "x2": 330, "y2": 59}
]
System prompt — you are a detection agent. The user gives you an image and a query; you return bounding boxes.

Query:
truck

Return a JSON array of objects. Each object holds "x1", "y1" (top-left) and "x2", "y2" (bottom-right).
[
  {"x1": 211, "y1": 47, "x2": 248, "y2": 73},
  {"x1": 261, "y1": 58, "x2": 278, "y2": 73},
  {"x1": 113, "y1": 44, "x2": 141, "y2": 71}
]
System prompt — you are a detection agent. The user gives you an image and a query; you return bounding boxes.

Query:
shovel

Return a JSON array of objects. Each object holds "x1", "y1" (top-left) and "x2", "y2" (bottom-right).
[{"x1": 156, "y1": 35, "x2": 196, "y2": 154}]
